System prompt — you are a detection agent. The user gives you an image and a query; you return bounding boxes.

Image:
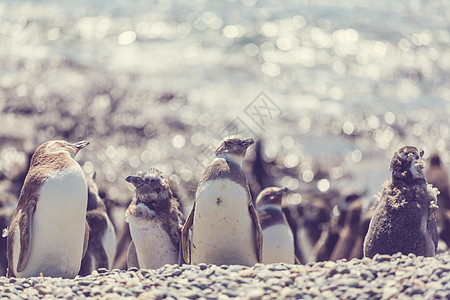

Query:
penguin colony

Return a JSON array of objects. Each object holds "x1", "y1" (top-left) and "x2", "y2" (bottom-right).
[{"x1": 0, "y1": 137, "x2": 445, "y2": 278}]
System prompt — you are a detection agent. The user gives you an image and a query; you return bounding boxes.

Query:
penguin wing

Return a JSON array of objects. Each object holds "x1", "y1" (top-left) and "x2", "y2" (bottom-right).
[
  {"x1": 82, "y1": 221, "x2": 90, "y2": 259},
  {"x1": 127, "y1": 241, "x2": 139, "y2": 268},
  {"x1": 248, "y1": 202, "x2": 263, "y2": 263},
  {"x1": 181, "y1": 201, "x2": 195, "y2": 264},
  {"x1": 15, "y1": 199, "x2": 37, "y2": 273}
]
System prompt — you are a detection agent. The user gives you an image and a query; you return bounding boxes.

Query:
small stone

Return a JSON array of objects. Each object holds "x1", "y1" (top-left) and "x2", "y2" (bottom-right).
[
  {"x1": 410, "y1": 287, "x2": 424, "y2": 295},
  {"x1": 97, "y1": 268, "x2": 108, "y2": 273},
  {"x1": 246, "y1": 288, "x2": 265, "y2": 299},
  {"x1": 239, "y1": 269, "x2": 255, "y2": 278},
  {"x1": 383, "y1": 287, "x2": 398, "y2": 299},
  {"x1": 8, "y1": 278, "x2": 17, "y2": 284}
]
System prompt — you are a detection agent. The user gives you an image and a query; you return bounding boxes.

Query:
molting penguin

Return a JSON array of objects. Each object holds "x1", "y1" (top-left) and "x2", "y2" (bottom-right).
[
  {"x1": 79, "y1": 172, "x2": 117, "y2": 276},
  {"x1": 182, "y1": 136, "x2": 262, "y2": 266},
  {"x1": 363, "y1": 146, "x2": 439, "y2": 258},
  {"x1": 6, "y1": 140, "x2": 90, "y2": 278},
  {"x1": 125, "y1": 169, "x2": 185, "y2": 269},
  {"x1": 256, "y1": 187, "x2": 295, "y2": 264}
]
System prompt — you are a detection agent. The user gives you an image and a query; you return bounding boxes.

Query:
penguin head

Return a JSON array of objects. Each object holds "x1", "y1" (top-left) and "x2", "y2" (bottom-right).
[
  {"x1": 256, "y1": 186, "x2": 287, "y2": 208},
  {"x1": 390, "y1": 146, "x2": 425, "y2": 183},
  {"x1": 303, "y1": 198, "x2": 331, "y2": 229},
  {"x1": 215, "y1": 136, "x2": 255, "y2": 160},
  {"x1": 429, "y1": 152, "x2": 441, "y2": 167},
  {"x1": 42, "y1": 140, "x2": 89, "y2": 159},
  {"x1": 344, "y1": 198, "x2": 362, "y2": 228},
  {"x1": 125, "y1": 168, "x2": 172, "y2": 204}
]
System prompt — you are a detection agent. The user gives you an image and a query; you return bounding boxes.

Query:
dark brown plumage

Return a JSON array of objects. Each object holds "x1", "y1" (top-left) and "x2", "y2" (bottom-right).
[{"x1": 363, "y1": 146, "x2": 439, "y2": 258}]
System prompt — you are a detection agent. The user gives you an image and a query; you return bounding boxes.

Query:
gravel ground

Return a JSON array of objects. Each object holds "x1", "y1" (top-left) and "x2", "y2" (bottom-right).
[{"x1": 1, "y1": 252, "x2": 449, "y2": 300}]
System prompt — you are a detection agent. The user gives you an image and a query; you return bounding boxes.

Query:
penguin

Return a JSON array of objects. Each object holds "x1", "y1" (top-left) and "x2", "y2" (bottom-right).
[
  {"x1": 297, "y1": 196, "x2": 331, "y2": 263},
  {"x1": 256, "y1": 187, "x2": 295, "y2": 264},
  {"x1": 349, "y1": 208, "x2": 373, "y2": 259},
  {"x1": 311, "y1": 192, "x2": 364, "y2": 262},
  {"x1": 311, "y1": 221, "x2": 340, "y2": 262},
  {"x1": 330, "y1": 198, "x2": 362, "y2": 261},
  {"x1": 182, "y1": 136, "x2": 262, "y2": 266},
  {"x1": 425, "y1": 152, "x2": 450, "y2": 248},
  {"x1": 363, "y1": 146, "x2": 439, "y2": 258},
  {"x1": 125, "y1": 169, "x2": 185, "y2": 269},
  {"x1": 6, "y1": 140, "x2": 90, "y2": 278},
  {"x1": 425, "y1": 153, "x2": 450, "y2": 210},
  {"x1": 79, "y1": 172, "x2": 117, "y2": 276},
  {"x1": 281, "y1": 204, "x2": 305, "y2": 264}
]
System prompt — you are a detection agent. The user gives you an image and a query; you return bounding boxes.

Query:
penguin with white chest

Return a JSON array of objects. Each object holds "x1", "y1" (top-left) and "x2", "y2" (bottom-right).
[
  {"x1": 6, "y1": 140, "x2": 90, "y2": 278},
  {"x1": 125, "y1": 169, "x2": 185, "y2": 269},
  {"x1": 79, "y1": 172, "x2": 117, "y2": 276},
  {"x1": 364, "y1": 146, "x2": 439, "y2": 258},
  {"x1": 256, "y1": 187, "x2": 295, "y2": 264},
  {"x1": 182, "y1": 136, "x2": 262, "y2": 266}
]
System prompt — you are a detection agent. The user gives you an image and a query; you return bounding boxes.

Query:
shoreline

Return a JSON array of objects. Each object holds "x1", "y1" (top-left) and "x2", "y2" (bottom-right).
[{"x1": 1, "y1": 252, "x2": 449, "y2": 299}]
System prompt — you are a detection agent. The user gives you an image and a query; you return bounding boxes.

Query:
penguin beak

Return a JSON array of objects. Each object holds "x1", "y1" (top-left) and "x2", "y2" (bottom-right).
[
  {"x1": 125, "y1": 175, "x2": 143, "y2": 187},
  {"x1": 242, "y1": 138, "x2": 255, "y2": 148},
  {"x1": 276, "y1": 187, "x2": 288, "y2": 196},
  {"x1": 70, "y1": 141, "x2": 90, "y2": 152}
]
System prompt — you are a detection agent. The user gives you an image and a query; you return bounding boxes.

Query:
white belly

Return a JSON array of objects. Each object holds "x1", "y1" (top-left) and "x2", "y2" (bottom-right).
[
  {"x1": 127, "y1": 211, "x2": 178, "y2": 269},
  {"x1": 102, "y1": 217, "x2": 117, "y2": 269},
  {"x1": 262, "y1": 224, "x2": 295, "y2": 264},
  {"x1": 14, "y1": 166, "x2": 88, "y2": 278},
  {"x1": 191, "y1": 180, "x2": 257, "y2": 266}
]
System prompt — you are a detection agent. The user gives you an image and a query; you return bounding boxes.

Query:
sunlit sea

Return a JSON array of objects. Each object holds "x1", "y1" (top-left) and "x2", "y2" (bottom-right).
[{"x1": 1, "y1": 0, "x2": 450, "y2": 204}]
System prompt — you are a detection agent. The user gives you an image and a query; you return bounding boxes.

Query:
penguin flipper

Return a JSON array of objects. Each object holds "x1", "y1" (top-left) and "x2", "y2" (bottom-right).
[
  {"x1": 17, "y1": 200, "x2": 37, "y2": 273},
  {"x1": 82, "y1": 221, "x2": 90, "y2": 259},
  {"x1": 127, "y1": 241, "x2": 139, "y2": 268},
  {"x1": 181, "y1": 202, "x2": 195, "y2": 264},
  {"x1": 427, "y1": 218, "x2": 439, "y2": 255},
  {"x1": 248, "y1": 202, "x2": 263, "y2": 263},
  {"x1": 90, "y1": 239, "x2": 109, "y2": 269}
]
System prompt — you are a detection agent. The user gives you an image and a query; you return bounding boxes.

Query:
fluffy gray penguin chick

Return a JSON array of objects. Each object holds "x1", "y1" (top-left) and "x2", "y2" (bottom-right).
[{"x1": 364, "y1": 146, "x2": 439, "y2": 258}]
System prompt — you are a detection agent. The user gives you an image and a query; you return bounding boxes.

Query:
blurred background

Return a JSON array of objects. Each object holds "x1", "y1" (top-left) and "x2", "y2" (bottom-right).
[{"x1": 1, "y1": 0, "x2": 450, "y2": 270}]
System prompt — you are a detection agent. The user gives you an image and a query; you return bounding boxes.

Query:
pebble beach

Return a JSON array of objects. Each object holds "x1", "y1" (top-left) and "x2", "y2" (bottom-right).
[
  {"x1": 2, "y1": 1, "x2": 450, "y2": 299},
  {"x1": 1, "y1": 252, "x2": 450, "y2": 299}
]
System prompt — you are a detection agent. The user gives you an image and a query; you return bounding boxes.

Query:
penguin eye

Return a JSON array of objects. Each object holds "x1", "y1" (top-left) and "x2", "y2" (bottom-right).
[
  {"x1": 419, "y1": 149, "x2": 424, "y2": 158},
  {"x1": 150, "y1": 178, "x2": 157, "y2": 183}
]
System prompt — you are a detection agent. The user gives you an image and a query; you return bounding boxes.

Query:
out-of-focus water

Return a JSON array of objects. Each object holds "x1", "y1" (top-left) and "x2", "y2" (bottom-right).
[{"x1": 1, "y1": 0, "x2": 450, "y2": 204}]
